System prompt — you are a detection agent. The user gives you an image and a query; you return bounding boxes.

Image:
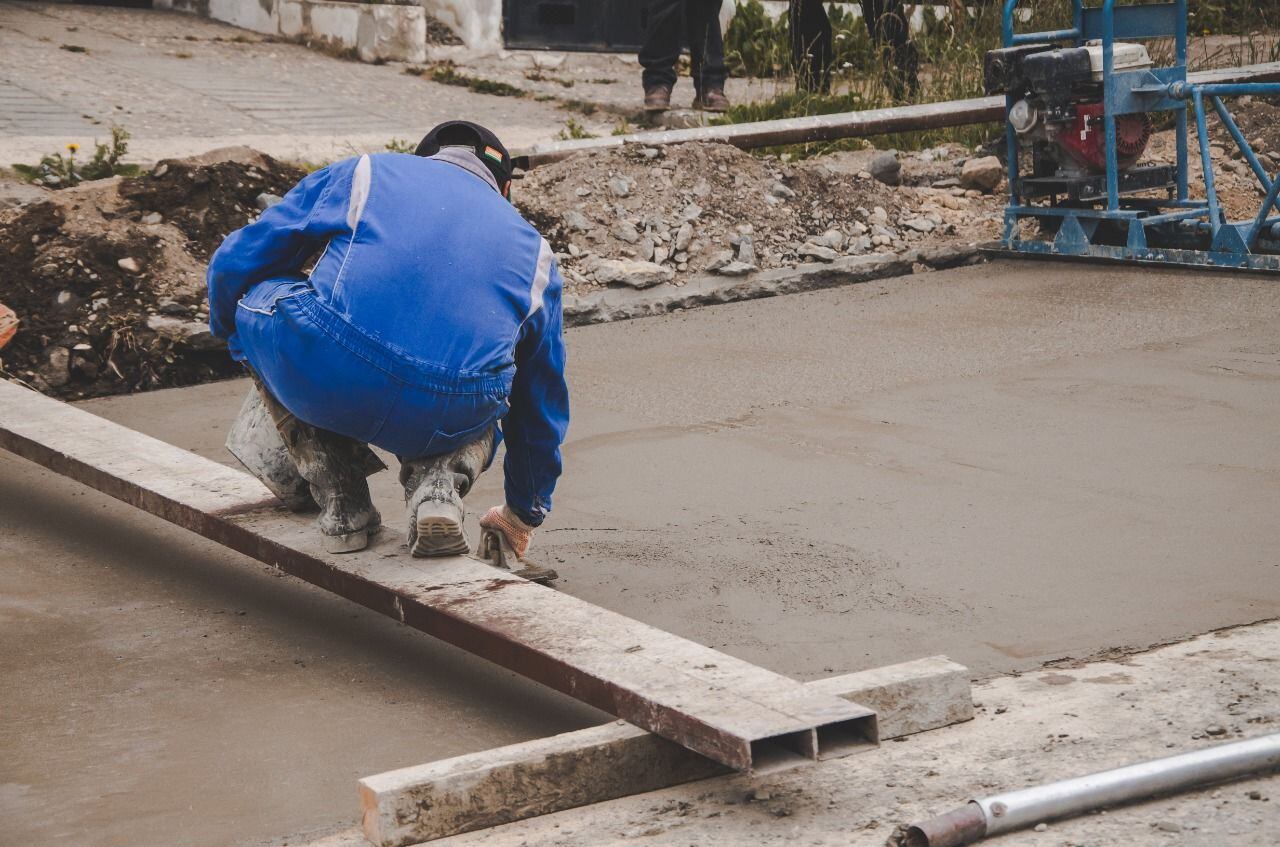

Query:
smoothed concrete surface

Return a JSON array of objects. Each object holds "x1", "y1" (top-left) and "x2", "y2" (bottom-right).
[
  {"x1": 0, "y1": 459, "x2": 603, "y2": 846},
  {"x1": 4, "y1": 259, "x2": 1280, "y2": 845}
]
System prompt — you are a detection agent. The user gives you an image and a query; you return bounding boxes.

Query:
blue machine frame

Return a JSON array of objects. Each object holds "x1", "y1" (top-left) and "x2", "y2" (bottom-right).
[{"x1": 998, "y1": 0, "x2": 1280, "y2": 270}]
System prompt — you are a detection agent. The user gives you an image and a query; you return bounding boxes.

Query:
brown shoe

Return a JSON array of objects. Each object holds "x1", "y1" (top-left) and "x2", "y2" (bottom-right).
[
  {"x1": 643, "y1": 85, "x2": 672, "y2": 112},
  {"x1": 692, "y1": 88, "x2": 730, "y2": 112}
]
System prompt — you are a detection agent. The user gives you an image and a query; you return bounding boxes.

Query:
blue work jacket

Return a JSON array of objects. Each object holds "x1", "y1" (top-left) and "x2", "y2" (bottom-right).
[{"x1": 206, "y1": 151, "x2": 569, "y2": 527}]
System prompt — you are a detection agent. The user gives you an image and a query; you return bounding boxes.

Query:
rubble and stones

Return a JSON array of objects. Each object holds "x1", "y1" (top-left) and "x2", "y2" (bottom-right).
[
  {"x1": 0, "y1": 147, "x2": 303, "y2": 399},
  {"x1": 589, "y1": 258, "x2": 673, "y2": 289},
  {"x1": 516, "y1": 141, "x2": 1001, "y2": 297}
]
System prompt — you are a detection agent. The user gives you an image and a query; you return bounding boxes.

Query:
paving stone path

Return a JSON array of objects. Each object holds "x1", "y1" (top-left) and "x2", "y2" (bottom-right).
[{"x1": 0, "y1": 1, "x2": 575, "y2": 163}]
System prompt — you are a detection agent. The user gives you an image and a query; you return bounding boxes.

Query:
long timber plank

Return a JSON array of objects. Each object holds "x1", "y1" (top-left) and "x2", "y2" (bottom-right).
[
  {"x1": 0, "y1": 380, "x2": 875, "y2": 771},
  {"x1": 516, "y1": 61, "x2": 1280, "y2": 167}
]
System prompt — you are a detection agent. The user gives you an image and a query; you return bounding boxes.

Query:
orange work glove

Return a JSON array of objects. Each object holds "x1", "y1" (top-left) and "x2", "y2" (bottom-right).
[{"x1": 479, "y1": 505, "x2": 535, "y2": 558}]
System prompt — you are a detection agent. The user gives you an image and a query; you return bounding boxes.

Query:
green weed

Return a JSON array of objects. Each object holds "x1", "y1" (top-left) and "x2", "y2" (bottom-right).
[
  {"x1": 13, "y1": 126, "x2": 140, "y2": 188},
  {"x1": 428, "y1": 64, "x2": 525, "y2": 97},
  {"x1": 525, "y1": 69, "x2": 575, "y2": 88},
  {"x1": 560, "y1": 99, "x2": 599, "y2": 116},
  {"x1": 556, "y1": 118, "x2": 597, "y2": 141}
]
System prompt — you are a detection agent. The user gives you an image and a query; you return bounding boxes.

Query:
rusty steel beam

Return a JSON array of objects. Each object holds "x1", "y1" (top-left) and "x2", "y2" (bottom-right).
[
  {"x1": 514, "y1": 62, "x2": 1280, "y2": 169},
  {"x1": 0, "y1": 379, "x2": 876, "y2": 772}
]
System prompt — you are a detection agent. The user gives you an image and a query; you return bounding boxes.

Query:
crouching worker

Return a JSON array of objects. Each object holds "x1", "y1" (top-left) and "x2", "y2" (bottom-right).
[{"x1": 206, "y1": 121, "x2": 568, "y2": 576}]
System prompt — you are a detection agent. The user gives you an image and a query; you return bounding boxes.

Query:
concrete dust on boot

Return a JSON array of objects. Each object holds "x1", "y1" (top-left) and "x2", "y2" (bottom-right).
[
  {"x1": 402, "y1": 429, "x2": 494, "y2": 558},
  {"x1": 245, "y1": 374, "x2": 386, "y2": 552}
]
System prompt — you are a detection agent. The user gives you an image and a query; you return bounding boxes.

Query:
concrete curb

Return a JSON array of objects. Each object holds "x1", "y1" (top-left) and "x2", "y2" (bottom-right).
[
  {"x1": 358, "y1": 656, "x2": 973, "y2": 847},
  {"x1": 563, "y1": 246, "x2": 983, "y2": 328}
]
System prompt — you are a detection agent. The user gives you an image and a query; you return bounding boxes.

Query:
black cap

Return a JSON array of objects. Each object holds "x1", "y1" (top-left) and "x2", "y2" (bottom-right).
[{"x1": 416, "y1": 120, "x2": 513, "y2": 196}]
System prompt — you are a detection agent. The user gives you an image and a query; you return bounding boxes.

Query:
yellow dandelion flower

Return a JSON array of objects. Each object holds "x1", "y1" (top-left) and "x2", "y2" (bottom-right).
[{"x1": 67, "y1": 143, "x2": 79, "y2": 153}]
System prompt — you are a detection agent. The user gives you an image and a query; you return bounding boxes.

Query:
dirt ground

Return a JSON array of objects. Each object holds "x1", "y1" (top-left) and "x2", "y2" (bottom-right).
[
  {"x1": 5, "y1": 258, "x2": 1279, "y2": 845},
  {"x1": 0, "y1": 147, "x2": 302, "y2": 398}
]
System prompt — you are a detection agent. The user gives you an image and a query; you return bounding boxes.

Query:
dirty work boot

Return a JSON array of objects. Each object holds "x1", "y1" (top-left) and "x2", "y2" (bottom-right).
[
  {"x1": 401, "y1": 429, "x2": 495, "y2": 558},
  {"x1": 692, "y1": 88, "x2": 730, "y2": 112},
  {"x1": 644, "y1": 85, "x2": 672, "y2": 112},
  {"x1": 249, "y1": 375, "x2": 386, "y2": 553},
  {"x1": 226, "y1": 385, "x2": 313, "y2": 511}
]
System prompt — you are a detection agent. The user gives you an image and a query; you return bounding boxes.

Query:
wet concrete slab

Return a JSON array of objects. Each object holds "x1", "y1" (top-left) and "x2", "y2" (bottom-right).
[
  {"x1": 0, "y1": 457, "x2": 603, "y2": 846},
  {"x1": 4, "y1": 259, "x2": 1280, "y2": 845}
]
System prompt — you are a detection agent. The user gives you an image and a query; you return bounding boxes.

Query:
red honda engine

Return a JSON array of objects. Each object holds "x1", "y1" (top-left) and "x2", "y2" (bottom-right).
[
  {"x1": 1054, "y1": 101, "x2": 1153, "y2": 174},
  {"x1": 985, "y1": 41, "x2": 1158, "y2": 179}
]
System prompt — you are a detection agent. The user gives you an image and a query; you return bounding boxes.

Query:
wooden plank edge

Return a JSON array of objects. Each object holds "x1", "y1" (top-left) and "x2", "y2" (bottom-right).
[{"x1": 358, "y1": 656, "x2": 973, "y2": 847}]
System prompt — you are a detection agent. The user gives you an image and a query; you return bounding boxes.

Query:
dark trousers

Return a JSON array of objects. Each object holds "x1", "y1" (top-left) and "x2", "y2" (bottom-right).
[
  {"x1": 789, "y1": 0, "x2": 833, "y2": 93},
  {"x1": 639, "y1": 0, "x2": 728, "y2": 93},
  {"x1": 789, "y1": 0, "x2": 919, "y2": 100}
]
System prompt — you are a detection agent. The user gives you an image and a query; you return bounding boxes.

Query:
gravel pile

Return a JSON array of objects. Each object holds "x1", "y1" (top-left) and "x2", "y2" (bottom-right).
[{"x1": 516, "y1": 141, "x2": 1004, "y2": 294}]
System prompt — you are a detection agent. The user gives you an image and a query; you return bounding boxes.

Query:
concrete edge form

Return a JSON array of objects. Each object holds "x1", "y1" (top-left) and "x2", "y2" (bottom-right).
[
  {"x1": 0, "y1": 379, "x2": 876, "y2": 772},
  {"x1": 563, "y1": 247, "x2": 981, "y2": 328},
  {"x1": 514, "y1": 62, "x2": 1280, "y2": 168},
  {"x1": 358, "y1": 656, "x2": 973, "y2": 847}
]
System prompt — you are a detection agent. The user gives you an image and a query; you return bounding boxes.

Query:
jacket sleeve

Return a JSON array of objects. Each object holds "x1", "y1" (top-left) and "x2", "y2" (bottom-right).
[
  {"x1": 205, "y1": 159, "x2": 356, "y2": 343},
  {"x1": 502, "y1": 259, "x2": 570, "y2": 528}
]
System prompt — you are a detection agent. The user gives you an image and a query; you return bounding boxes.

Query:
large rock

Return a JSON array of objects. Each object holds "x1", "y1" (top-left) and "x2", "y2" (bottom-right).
[
  {"x1": 146, "y1": 314, "x2": 225, "y2": 350},
  {"x1": 610, "y1": 220, "x2": 641, "y2": 244},
  {"x1": 704, "y1": 250, "x2": 735, "y2": 272},
  {"x1": 798, "y1": 244, "x2": 839, "y2": 263},
  {"x1": 37, "y1": 346, "x2": 71, "y2": 388},
  {"x1": 564, "y1": 210, "x2": 592, "y2": 232},
  {"x1": 255, "y1": 192, "x2": 283, "y2": 211},
  {"x1": 606, "y1": 176, "x2": 633, "y2": 198},
  {"x1": 960, "y1": 156, "x2": 1005, "y2": 193},
  {"x1": 592, "y1": 259, "x2": 673, "y2": 289},
  {"x1": 869, "y1": 151, "x2": 902, "y2": 186},
  {"x1": 715, "y1": 260, "x2": 758, "y2": 276},
  {"x1": 674, "y1": 222, "x2": 694, "y2": 252}
]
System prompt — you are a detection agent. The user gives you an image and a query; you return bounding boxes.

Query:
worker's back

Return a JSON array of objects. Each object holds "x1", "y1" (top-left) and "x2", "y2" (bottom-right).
[
  {"x1": 208, "y1": 150, "x2": 565, "y2": 462},
  {"x1": 308, "y1": 153, "x2": 544, "y2": 382}
]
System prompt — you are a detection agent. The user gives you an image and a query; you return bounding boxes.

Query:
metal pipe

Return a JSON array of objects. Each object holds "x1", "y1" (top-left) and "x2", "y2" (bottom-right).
[
  {"x1": 906, "y1": 733, "x2": 1280, "y2": 847},
  {"x1": 513, "y1": 62, "x2": 1280, "y2": 170},
  {"x1": 1192, "y1": 89, "x2": 1222, "y2": 236},
  {"x1": 1180, "y1": 82, "x2": 1280, "y2": 97}
]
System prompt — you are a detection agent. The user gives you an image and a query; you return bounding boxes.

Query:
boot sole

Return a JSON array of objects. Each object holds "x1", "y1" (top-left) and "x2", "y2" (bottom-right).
[
  {"x1": 323, "y1": 529, "x2": 370, "y2": 554},
  {"x1": 410, "y1": 505, "x2": 468, "y2": 558}
]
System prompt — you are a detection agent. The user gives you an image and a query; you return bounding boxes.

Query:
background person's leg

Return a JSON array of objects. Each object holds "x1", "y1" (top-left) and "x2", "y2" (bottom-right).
[
  {"x1": 401, "y1": 428, "x2": 496, "y2": 558},
  {"x1": 861, "y1": 0, "x2": 919, "y2": 100},
  {"x1": 639, "y1": 0, "x2": 685, "y2": 96},
  {"x1": 686, "y1": 0, "x2": 728, "y2": 103},
  {"x1": 790, "y1": 0, "x2": 833, "y2": 94}
]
